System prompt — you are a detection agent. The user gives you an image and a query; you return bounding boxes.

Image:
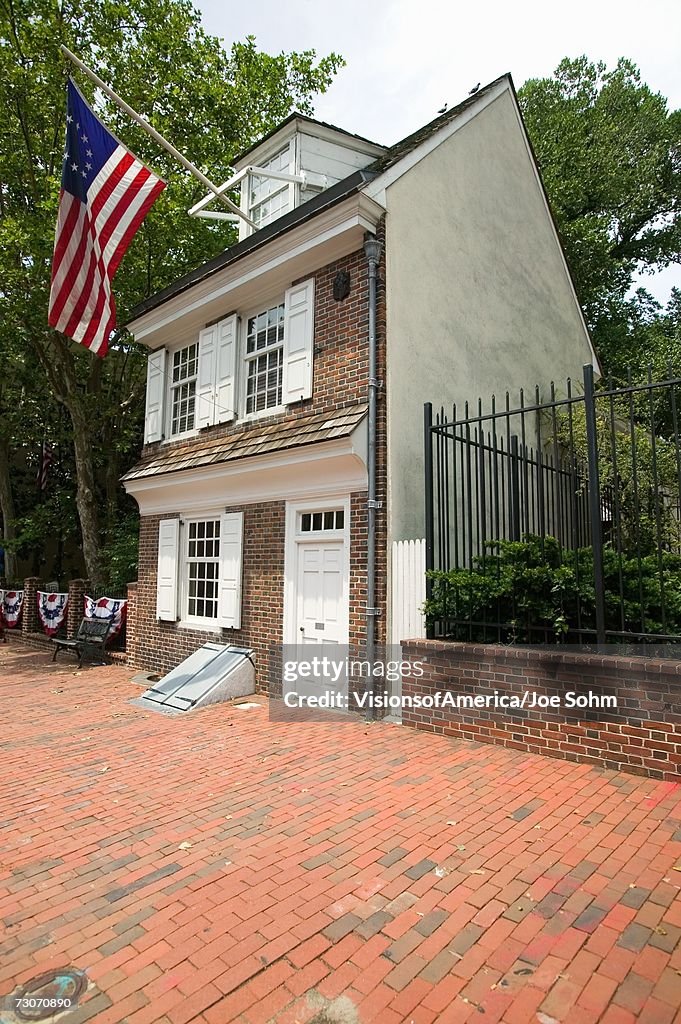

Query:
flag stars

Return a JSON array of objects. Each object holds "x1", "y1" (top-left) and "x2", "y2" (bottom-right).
[
  {"x1": 66, "y1": 114, "x2": 73, "y2": 124},
  {"x1": 86, "y1": 149, "x2": 93, "y2": 158},
  {"x1": 85, "y1": 162, "x2": 92, "y2": 171},
  {"x1": 71, "y1": 163, "x2": 78, "y2": 172},
  {"x1": 81, "y1": 134, "x2": 88, "y2": 143}
]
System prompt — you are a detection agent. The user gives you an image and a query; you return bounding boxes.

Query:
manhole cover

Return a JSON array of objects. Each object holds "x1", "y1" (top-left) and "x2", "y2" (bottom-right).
[{"x1": 11, "y1": 968, "x2": 87, "y2": 1020}]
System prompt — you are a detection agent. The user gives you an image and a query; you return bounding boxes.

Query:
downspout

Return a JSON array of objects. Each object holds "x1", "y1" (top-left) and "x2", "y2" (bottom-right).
[{"x1": 363, "y1": 233, "x2": 383, "y2": 719}]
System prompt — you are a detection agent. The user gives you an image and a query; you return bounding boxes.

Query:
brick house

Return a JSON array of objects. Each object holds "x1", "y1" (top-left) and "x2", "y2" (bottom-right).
[{"x1": 123, "y1": 74, "x2": 596, "y2": 690}]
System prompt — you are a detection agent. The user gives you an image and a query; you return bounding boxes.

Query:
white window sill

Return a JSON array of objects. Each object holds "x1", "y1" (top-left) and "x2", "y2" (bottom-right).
[
  {"x1": 179, "y1": 618, "x2": 222, "y2": 633},
  {"x1": 163, "y1": 428, "x2": 199, "y2": 445},
  {"x1": 238, "y1": 404, "x2": 285, "y2": 424}
]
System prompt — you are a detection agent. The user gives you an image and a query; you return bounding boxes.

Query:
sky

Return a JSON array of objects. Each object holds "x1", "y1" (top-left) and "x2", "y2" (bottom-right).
[{"x1": 198, "y1": 0, "x2": 680, "y2": 302}]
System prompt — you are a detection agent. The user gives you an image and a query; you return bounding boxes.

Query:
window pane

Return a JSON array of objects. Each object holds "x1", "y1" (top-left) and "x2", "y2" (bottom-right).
[
  {"x1": 335, "y1": 510, "x2": 345, "y2": 530},
  {"x1": 171, "y1": 378, "x2": 196, "y2": 435},
  {"x1": 186, "y1": 520, "x2": 221, "y2": 620},
  {"x1": 245, "y1": 319, "x2": 284, "y2": 414}
]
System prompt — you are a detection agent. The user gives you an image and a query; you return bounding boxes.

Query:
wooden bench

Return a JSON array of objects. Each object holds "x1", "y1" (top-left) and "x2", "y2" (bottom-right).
[{"x1": 51, "y1": 617, "x2": 112, "y2": 667}]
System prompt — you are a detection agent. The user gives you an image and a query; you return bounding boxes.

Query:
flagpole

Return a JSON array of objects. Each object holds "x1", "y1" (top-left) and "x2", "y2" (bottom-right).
[{"x1": 59, "y1": 44, "x2": 255, "y2": 228}]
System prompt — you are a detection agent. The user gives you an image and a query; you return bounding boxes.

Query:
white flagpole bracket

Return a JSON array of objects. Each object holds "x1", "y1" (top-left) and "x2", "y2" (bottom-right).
[
  {"x1": 59, "y1": 45, "x2": 256, "y2": 229},
  {"x1": 188, "y1": 166, "x2": 305, "y2": 219}
]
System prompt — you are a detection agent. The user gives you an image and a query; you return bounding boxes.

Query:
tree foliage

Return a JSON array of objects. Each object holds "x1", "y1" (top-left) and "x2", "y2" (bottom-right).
[
  {"x1": 0, "y1": 0, "x2": 342, "y2": 584},
  {"x1": 519, "y1": 56, "x2": 681, "y2": 328}
]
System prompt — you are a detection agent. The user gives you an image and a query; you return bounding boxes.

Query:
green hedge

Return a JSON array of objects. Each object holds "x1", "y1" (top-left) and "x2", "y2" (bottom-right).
[{"x1": 425, "y1": 535, "x2": 681, "y2": 642}]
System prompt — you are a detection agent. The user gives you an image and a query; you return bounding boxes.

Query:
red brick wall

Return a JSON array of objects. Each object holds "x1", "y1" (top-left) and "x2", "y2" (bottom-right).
[
  {"x1": 400, "y1": 640, "x2": 681, "y2": 782},
  {"x1": 132, "y1": 504, "x2": 285, "y2": 691},
  {"x1": 130, "y1": 229, "x2": 388, "y2": 688}
]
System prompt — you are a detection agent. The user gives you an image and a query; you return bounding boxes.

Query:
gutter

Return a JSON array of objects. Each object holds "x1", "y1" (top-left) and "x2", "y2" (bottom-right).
[{"x1": 363, "y1": 233, "x2": 383, "y2": 719}]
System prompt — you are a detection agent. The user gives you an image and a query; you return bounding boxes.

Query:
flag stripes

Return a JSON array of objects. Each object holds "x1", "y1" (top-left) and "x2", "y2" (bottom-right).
[{"x1": 48, "y1": 80, "x2": 165, "y2": 357}]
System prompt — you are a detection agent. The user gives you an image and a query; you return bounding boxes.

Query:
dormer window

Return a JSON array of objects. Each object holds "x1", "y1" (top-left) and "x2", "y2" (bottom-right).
[
  {"x1": 249, "y1": 146, "x2": 294, "y2": 229},
  {"x1": 187, "y1": 118, "x2": 385, "y2": 240}
]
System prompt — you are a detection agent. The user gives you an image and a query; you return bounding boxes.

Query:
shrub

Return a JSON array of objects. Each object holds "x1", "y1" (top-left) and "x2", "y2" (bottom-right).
[{"x1": 425, "y1": 535, "x2": 681, "y2": 642}]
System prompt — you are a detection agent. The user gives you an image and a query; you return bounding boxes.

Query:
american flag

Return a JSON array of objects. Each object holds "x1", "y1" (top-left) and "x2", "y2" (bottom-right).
[
  {"x1": 48, "y1": 79, "x2": 165, "y2": 357},
  {"x1": 37, "y1": 441, "x2": 54, "y2": 491}
]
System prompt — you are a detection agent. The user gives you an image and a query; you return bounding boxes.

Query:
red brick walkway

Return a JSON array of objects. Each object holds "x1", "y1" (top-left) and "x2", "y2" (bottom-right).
[{"x1": 1, "y1": 643, "x2": 680, "y2": 1024}]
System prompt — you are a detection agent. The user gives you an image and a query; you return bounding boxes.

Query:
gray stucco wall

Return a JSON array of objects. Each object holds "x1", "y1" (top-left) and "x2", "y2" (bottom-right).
[{"x1": 385, "y1": 88, "x2": 595, "y2": 543}]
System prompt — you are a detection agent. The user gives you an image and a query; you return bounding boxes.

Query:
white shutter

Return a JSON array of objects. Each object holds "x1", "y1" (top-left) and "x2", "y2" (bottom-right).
[
  {"x1": 156, "y1": 519, "x2": 180, "y2": 621},
  {"x1": 282, "y1": 278, "x2": 314, "y2": 404},
  {"x1": 144, "y1": 348, "x2": 166, "y2": 443},
  {"x1": 215, "y1": 314, "x2": 238, "y2": 423},
  {"x1": 218, "y1": 512, "x2": 244, "y2": 629},
  {"x1": 197, "y1": 325, "x2": 217, "y2": 428}
]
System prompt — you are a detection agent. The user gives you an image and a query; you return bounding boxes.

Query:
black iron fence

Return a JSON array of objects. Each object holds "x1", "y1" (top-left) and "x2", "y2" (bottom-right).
[{"x1": 424, "y1": 364, "x2": 681, "y2": 645}]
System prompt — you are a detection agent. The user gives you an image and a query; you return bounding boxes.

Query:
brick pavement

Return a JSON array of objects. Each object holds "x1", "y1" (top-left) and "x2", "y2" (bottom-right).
[{"x1": 1, "y1": 643, "x2": 680, "y2": 1023}]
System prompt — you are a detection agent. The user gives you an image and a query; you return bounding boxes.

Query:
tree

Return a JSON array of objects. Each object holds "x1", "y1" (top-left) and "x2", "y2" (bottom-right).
[
  {"x1": 0, "y1": 0, "x2": 343, "y2": 584},
  {"x1": 519, "y1": 57, "x2": 681, "y2": 328},
  {"x1": 591, "y1": 287, "x2": 681, "y2": 385}
]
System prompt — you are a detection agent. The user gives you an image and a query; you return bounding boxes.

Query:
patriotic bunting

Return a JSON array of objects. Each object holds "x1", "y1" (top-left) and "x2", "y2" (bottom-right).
[
  {"x1": 84, "y1": 595, "x2": 127, "y2": 637},
  {"x1": 37, "y1": 592, "x2": 69, "y2": 636},
  {"x1": 2, "y1": 591, "x2": 24, "y2": 629}
]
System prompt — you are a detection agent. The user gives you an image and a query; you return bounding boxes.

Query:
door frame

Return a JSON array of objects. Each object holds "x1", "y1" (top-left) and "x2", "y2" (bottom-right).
[{"x1": 283, "y1": 494, "x2": 351, "y2": 648}]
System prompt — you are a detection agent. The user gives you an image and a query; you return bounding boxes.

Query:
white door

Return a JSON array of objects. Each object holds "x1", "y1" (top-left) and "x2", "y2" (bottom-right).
[{"x1": 296, "y1": 541, "x2": 345, "y2": 644}]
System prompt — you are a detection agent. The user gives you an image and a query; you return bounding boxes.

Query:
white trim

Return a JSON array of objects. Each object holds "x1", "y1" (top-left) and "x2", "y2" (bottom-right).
[
  {"x1": 241, "y1": 141, "x2": 297, "y2": 240},
  {"x1": 282, "y1": 278, "x2": 314, "y2": 404},
  {"x1": 166, "y1": 340, "x2": 199, "y2": 440},
  {"x1": 124, "y1": 418, "x2": 369, "y2": 516},
  {"x1": 156, "y1": 517, "x2": 180, "y2": 620},
  {"x1": 128, "y1": 194, "x2": 384, "y2": 345},
  {"x1": 362, "y1": 79, "x2": 510, "y2": 207},
  {"x1": 218, "y1": 510, "x2": 244, "y2": 629},
  {"x1": 283, "y1": 494, "x2": 351, "y2": 648},
  {"x1": 144, "y1": 347, "x2": 166, "y2": 444},
  {"x1": 239, "y1": 297, "x2": 286, "y2": 417},
  {"x1": 189, "y1": 163, "x2": 304, "y2": 219},
  {"x1": 233, "y1": 118, "x2": 385, "y2": 174},
  {"x1": 178, "y1": 508, "x2": 224, "y2": 632},
  {"x1": 239, "y1": 403, "x2": 285, "y2": 425}
]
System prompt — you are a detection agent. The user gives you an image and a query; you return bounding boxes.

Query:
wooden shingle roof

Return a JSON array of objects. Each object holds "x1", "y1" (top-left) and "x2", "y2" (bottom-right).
[{"x1": 123, "y1": 404, "x2": 368, "y2": 481}]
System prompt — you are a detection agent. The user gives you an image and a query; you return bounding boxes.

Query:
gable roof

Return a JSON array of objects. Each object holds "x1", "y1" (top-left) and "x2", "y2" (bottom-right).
[
  {"x1": 126, "y1": 74, "x2": 518, "y2": 325},
  {"x1": 369, "y1": 74, "x2": 509, "y2": 175}
]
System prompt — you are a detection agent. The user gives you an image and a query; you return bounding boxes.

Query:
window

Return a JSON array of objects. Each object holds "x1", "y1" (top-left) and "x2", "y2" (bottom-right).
[
  {"x1": 245, "y1": 303, "x2": 285, "y2": 415},
  {"x1": 300, "y1": 510, "x2": 345, "y2": 533},
  {"x1": 148, "y1": 276, "x2": 313, "y2": 442},
  {"x1": 170, "y1": 343, "x2": 198, "y2": 435},
  {"x1": 186, "y1": 519, "x2": 220, "y2": 621},
  {"x1": 249, "y1": 147, "x2": 292, "y2": 228}
]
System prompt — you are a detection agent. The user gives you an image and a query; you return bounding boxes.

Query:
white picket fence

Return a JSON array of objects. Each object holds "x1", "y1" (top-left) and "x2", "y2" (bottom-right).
[{"x1": 390, "y1": 538, "x2": 427, "y2": 645}]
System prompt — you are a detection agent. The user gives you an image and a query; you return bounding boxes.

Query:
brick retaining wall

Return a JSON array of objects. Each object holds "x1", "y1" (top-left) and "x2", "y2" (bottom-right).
[{"x1": 400, "y1": 640, "x2": 681, "y2": 782}]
